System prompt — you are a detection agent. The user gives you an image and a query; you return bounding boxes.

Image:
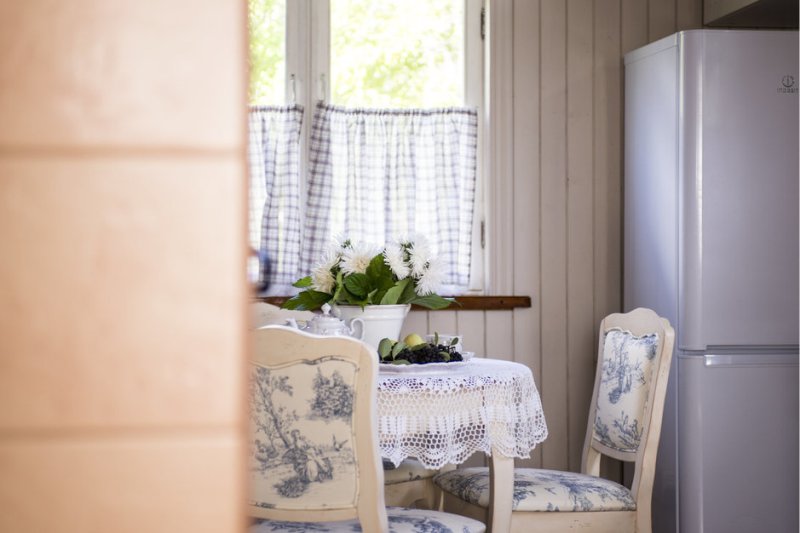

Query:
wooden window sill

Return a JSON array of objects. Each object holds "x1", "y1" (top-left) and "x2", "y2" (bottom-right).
[{"x1": 254, "y1": 295, "x2": 531, "y2": 311}]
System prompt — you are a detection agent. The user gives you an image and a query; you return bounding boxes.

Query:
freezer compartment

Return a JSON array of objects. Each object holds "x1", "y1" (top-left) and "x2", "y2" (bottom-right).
[{"x1": 678, "y1": 352, "x2": 799, "y2": 533}]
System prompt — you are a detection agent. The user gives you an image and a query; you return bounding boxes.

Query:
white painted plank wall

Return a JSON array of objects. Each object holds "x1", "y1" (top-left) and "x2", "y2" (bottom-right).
[{"x1": 401, "y1": 0, "x2": 702, "y2": 473}]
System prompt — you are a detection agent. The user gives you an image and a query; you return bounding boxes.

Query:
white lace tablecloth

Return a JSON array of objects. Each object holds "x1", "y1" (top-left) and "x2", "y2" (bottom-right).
[{"x1": 377, "y1": 358, "x2": 548, "y2": 469}]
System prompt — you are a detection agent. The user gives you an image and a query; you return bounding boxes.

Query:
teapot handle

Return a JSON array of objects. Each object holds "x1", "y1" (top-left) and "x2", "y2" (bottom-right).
[{"x1": 349, "y1": 318, "x2": 365, "y2": 340}]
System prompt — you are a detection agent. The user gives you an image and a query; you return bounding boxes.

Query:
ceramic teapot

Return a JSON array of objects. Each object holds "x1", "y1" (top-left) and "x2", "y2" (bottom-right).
[{"x1": 286, "y1": 303, "x2": 365, "y2": 339}]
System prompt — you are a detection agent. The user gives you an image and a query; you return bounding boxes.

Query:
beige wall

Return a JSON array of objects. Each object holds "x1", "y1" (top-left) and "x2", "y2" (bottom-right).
[
  {"x1": 400, "y1": 0, "x2": 703, "y2": 473},
  {"x1": 0, "y1": 2, "x2": 249, "y2": 532}
]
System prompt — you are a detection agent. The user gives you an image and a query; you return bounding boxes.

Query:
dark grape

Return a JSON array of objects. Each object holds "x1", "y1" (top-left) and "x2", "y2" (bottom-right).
[{"x1": 392, "y1": 343, "x2": 462, "y2": 364}]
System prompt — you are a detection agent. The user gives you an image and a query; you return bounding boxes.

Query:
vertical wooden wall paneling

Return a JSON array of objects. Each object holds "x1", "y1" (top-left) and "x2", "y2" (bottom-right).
[
  {"x1": 648, "y1": 0, "x2": 677, "y2": 41},
  {"x1": 593, "y1": 0, "x2": 625, "y2": 482},
  {"x1": 485, "y1": 310, "x2": 515, "y2": 361},
  {"x1": 428, "y1": 310, "x2": 459, "y2": 340},
  {"x1": 456, "y1": 310, "x2": 487, "y2": 357},
  {"x1": 487, "y1": 0, "x2": 516, "y2": 294},
  {"x1": 677, "y1": 0, "x2": 704, "y2": 30},
  {"x1": 512, "y1": 0, "x2": 543, "y2": 469},
  {"x1": 566, "y1": 0, "x2": 597, "y2": 472},
  {"x1": 622, "y1": 0, "x2": 649, "y2": 54},
  {"x1": 593, "y1": 0, "x2": 623, "y2": 338},
  {"x1": 538, "y1": 0, "x2": 570, "y2": 471}
]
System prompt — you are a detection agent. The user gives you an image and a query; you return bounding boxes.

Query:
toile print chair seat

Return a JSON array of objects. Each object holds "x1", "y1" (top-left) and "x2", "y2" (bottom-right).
[
  {"x1": 434, "y1": 308, "x2": 674, "y2": 533},
  {"x1": 249, "y1": 326, "x2": 486, "y2": 533},
  {"x1": 251, "y1": 506, "x2": 484, "y2": 532},
  {"x1": 434, "y1": 467, "x2": 636, "y2": 512}
]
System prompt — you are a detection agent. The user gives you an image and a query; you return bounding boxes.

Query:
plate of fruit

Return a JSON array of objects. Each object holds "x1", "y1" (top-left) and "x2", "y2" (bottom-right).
[{"x1": 377, "y1": 333, "x2": 474, "y2": 372}]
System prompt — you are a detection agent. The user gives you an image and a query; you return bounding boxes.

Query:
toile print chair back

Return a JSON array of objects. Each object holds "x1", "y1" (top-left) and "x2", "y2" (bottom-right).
[
  {"x1": 580, "y1": 307, "x2": 675, "y2": 530},
  {"x1": 434, "y1": 308, "x2": 674, "y2": 533},
  {"x1": 249, "y1": 326, "x2": 387, "y2": 531}
]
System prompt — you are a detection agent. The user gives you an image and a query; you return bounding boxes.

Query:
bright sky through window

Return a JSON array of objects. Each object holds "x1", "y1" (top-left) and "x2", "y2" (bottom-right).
[{"x1": 330, "y1": 0, "x2": 465, "y2": 108}]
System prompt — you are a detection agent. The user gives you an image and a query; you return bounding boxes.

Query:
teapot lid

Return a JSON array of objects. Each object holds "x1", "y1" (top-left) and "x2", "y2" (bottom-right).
[{"x1": 306, "y1": 303, "x2": 349, "y2": 333}]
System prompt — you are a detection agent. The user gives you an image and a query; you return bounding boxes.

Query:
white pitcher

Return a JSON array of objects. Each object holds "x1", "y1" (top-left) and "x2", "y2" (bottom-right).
[{"x1": 333, "y1": 304, "x2": 411, "y2": 349}]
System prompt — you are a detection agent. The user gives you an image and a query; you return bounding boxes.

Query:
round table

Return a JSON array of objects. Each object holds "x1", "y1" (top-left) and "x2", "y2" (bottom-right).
[{"x1": 377, "y1": 357, "x2": 548, "y2": 533}]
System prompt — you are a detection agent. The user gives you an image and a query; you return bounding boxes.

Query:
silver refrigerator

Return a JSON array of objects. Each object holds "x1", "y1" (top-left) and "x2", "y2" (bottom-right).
[{"x1": 623, "y1": 30, "x2": 799, "y2": 533}]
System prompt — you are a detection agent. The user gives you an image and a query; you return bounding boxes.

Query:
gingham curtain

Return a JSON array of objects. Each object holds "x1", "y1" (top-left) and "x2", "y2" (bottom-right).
[
  {"x1": 302, "y1": 103, "x2": 478, "y2": 290},
  {"x1": 248, "y1": 105, "x2": 303, "y2": 289}
]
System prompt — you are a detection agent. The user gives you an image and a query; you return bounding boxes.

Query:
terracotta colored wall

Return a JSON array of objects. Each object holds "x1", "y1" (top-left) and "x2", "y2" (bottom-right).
[{"x1": 0, "y1": 2, "x2": 248, "y2": 531}]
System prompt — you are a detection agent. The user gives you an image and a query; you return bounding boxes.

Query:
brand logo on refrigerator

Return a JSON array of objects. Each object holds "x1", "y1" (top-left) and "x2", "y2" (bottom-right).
[{"x1": 778, "y1": 75, "x2": 798, "y2": 94}]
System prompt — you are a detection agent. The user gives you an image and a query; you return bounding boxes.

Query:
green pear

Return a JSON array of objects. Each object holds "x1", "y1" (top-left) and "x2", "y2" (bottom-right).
[{"x1": 402, "y1": 333, "x2": 426, "y2": 347}]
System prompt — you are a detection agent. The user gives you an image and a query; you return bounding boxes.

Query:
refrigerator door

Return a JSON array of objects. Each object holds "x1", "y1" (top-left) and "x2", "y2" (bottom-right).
[
  {"x1": 679, "y1": 352, "x2": 799, "y2": 533},
  {"x1": 678, "y1": 30, "x2": 799, "y2": 351}
]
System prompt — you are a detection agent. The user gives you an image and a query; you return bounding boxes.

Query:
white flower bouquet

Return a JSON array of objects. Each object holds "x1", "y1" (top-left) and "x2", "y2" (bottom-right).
[{"x1": 283, "y1": 235, "x2": 454, "y2": 311}]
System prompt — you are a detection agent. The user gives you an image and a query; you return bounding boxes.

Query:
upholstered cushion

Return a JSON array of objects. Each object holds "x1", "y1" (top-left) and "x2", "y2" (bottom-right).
[
  {"x1": 593, "y1": 328, "x2": 659, "y2": 453},
  {"x1": 383, "y1": 458, "x2": 439, "y2": 486},
  {"x1": 250, "y1": 506, "x2": 486, "y2": 532},
  {"x1": 434, "y1": 467, "x2": 636, "y2": 512}
]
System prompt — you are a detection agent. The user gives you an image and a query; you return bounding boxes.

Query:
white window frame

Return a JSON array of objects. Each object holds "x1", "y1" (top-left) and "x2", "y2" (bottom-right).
[{"x1": 283, "y1": 0, "x2": 488, "y2": 294}]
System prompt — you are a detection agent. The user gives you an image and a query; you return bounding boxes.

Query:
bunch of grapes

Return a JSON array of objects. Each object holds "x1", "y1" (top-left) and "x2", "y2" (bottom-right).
[{"x1": 378, "y1": 335, "x2": 462, "y2": 365}]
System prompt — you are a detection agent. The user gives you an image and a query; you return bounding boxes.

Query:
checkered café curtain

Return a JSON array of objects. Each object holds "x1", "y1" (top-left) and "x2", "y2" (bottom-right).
[
  {"x1": 302, "y1": 103, "x2": 479, "y2": 289},
  {"x1": 248, "y1": 105, "x2": 303, "y2": 288}
]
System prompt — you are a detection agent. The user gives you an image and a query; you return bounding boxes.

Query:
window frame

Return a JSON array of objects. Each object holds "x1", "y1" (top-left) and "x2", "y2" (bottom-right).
[{"x1": 280, "y1": 0, "x2": 488, "y2": 294}]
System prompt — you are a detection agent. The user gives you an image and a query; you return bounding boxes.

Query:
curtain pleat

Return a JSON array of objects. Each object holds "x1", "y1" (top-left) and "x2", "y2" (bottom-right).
[{"x1": 248, "y1": 105, "x2": 304, "y2": 289}]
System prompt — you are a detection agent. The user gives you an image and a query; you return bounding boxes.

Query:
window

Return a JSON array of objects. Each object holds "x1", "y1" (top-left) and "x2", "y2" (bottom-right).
[{"x1": 248, "y1": 0, "x2": 485, "y2": 294}]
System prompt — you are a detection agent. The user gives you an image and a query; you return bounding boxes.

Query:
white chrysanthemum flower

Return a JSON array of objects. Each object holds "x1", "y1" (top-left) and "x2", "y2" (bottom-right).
[
  {"x1": 326, "y1": 233, "x2": 350, "y2": 256},
  {"x1": 310, "y1": 250, "x2": 340, "y2": 294},
  {"x1": 340, "y1": 241, "x2": 379, "y2": 275},
  {"x1": 415, "y1": 256, "x2": 445, "y2": 296},
  {"x1": 408, "y1": 237, "x2": 432, "y2": 278},
  {"x1": 383, "y1": 242, "x2": 410, "y2": 280},
  {"x1": 311, "y1": 265, "x2": 335, "y2": 294}
]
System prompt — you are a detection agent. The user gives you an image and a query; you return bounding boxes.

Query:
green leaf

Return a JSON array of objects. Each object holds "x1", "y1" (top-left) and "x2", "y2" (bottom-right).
[
  {"x1": 410, "y1": 342, "x2": 428, "y2": 351},
  {"x1": 331, "y1": 271, "x2": 345, "y2": 303},
  {"x1": 433, "y1": 332, "x2": 439, "y2": 346},
  {"x1": 439, "y1": 351, "x2": 451, "y2": 362},
  {"x1": 344, "y1": 288, "x2": 368, "y2": 307},
  {"x1": 281, "y1": 290, "x2": 331, "y2": 311},
  {"x1": 344, "y1": 273, "x2": 371, "y2": 299},
  {"x1": 397, "y1": 278, "x2": 419, "y2": 304},
  {"x1": 366, "y1": 288, "x2": 379, "y2": 305},
  {"x1": 450, "y1": 337, "x2": 459, "y2": 346},
  {"x1": 411, "y1": 294, "x2": 454, "y2": 310},
  {"x1": 373, "y1": 289, "x2": 388, "y2": 304},
  {"x1": 380, "y1": 278, "x2": 410, "y2": 305},
  {"x1": 366, "y1": 254, "x2": 395, "y2": 291},
  {"x1": 378, "y1": 338, "x2": 394, "y2": 360},
  {"x1": 391, "y1": 341, "x2": 407, "y2": 359},
  {"x1": 391, "y1": 359, "x2": 411, "y2": 365},
  {"x1": 292, "y1": 276, "x2": 313, "y2": 288}
]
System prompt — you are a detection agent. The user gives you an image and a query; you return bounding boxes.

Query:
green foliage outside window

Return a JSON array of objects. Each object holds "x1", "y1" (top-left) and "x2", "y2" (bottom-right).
[
  {"x1": 248, "y1": 0, "x2": 465, "y2": 108},
  {"x1": 249, "y1": 0, "x2": 285, "y2": 105},
  {"x1": 330, "y1": 0, "x2": 463, "y2": 108}
]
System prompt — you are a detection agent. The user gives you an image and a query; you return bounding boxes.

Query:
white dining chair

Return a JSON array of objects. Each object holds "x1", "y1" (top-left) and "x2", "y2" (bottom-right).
[
  {"x1": 251, "y1": 306, "x2": 449, "y2": 512},
  {"x1": 248, "y1": 326, "x2": 486, "y2": 533},
  {"x1": 433, "y1": 308, "x2": 675, "y2": 533}
]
